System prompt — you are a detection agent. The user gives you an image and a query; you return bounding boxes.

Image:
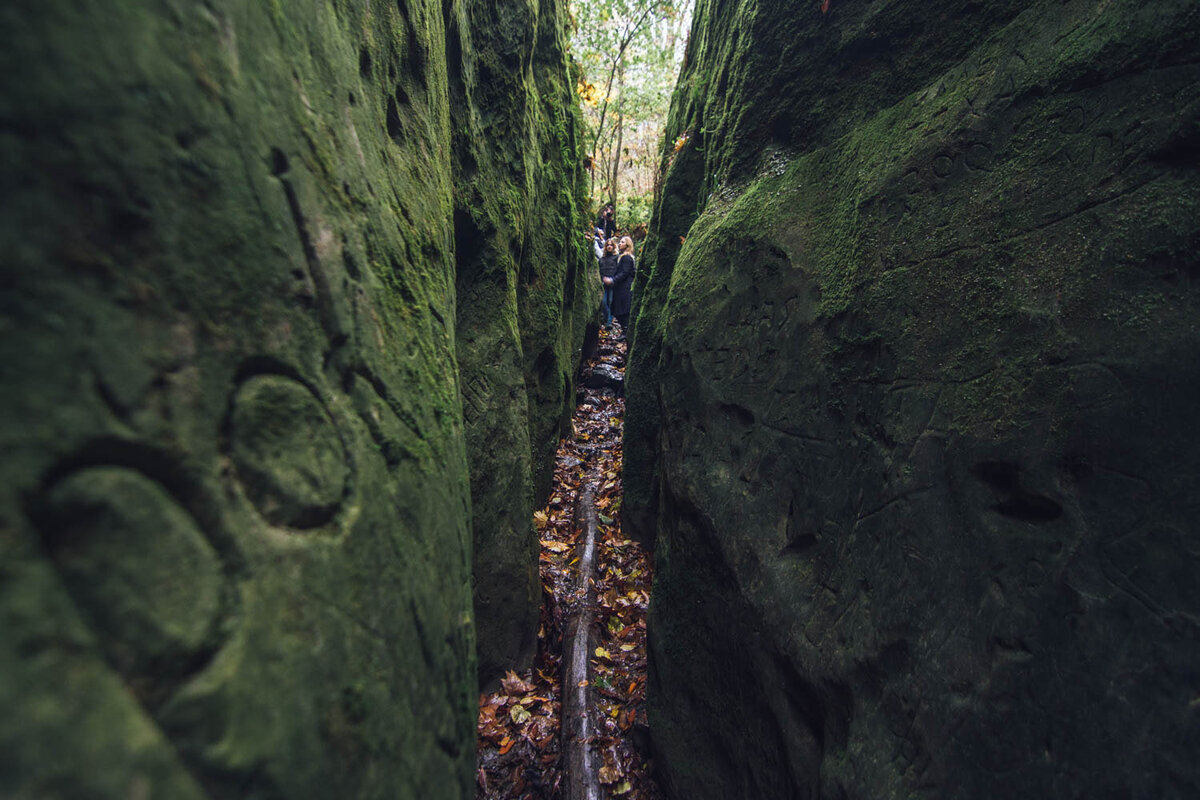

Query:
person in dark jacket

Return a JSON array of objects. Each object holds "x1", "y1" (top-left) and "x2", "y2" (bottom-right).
[
  {"x1": 610, "y1": 235, "x2": 636, "y2": 333},
  {"x1": 596, "y1": 204, "x2": 616, "y2": 241},
  {"x1": 597, "y1": 237, "x2": 619, "y2": 328}
]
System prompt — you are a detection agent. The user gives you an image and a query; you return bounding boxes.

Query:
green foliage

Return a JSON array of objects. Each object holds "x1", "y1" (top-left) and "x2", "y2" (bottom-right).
[
  {"x1": 622, "y1": 191, "x2": 655, "y2": 232},
  {"x1": 569, "y1": 0, "x2": 693, "y2": 224}
]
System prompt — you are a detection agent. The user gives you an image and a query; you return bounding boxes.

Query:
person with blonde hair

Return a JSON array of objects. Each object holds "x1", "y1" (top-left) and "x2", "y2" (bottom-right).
[{"x1": 610, "y1": 235, "x2": 636, "y2": 335}]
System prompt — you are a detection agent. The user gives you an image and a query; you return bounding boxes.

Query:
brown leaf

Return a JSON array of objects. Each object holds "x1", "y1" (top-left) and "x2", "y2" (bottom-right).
[
  {"x1": 598, "y1": 765, "x2": 621, "y2": 785},
  {"x1": 501, "y1": 670, "x2": 534, "y2": 696}
]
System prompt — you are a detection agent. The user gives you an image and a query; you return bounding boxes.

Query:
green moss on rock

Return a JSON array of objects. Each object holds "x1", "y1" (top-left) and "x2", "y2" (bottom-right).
[
  {"x1": 447, "y1": 0, "x2": 594, "y2": 687},
  {"x1": 629, "y1": 0, "x2": 1200, "y2": 797},
  {"x1": 0, "y1": 0, "x2": 550, "y2": 795}
]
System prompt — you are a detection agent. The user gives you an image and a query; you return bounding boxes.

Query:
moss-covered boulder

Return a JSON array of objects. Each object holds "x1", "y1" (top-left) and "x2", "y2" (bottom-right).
[
  {"x1": 628, "y1": 0, "x2": 1200, "y2": 797},
  {"x1": 446, "y1": 0, "x2": 594, "y2": 688},
  {"x1": 0, "y1": 0, "x2": 583, "y2": 795}
]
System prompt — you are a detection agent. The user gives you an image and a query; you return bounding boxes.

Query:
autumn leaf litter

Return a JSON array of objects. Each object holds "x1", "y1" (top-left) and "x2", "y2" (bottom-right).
[{"x1": 476, "y1": 328, "x2": 661, "y2": 800}]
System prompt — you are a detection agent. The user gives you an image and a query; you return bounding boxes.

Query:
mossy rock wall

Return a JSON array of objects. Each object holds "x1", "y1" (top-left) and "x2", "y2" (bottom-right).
[
  {"x1": 447, "y1": 0, "x2": 594, "y2": 688},
  {"x1": 0, "y1": 0, "x2": 586, "y2": 796},
  {"x1": 628, "y1": 0, "x2": 1200, "y2": 797}
]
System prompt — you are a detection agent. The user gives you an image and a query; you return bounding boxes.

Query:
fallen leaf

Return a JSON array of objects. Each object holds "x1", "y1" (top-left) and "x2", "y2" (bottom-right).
[
  {"x1": 501, "y1": 670, "x2": 534, "y2": 695},
  {"x1": 510, "y1": 704, "x2": 532, "y2": 724},
  {"x1": 614, "y1": 779, "x2": 633, "y2": 794}
]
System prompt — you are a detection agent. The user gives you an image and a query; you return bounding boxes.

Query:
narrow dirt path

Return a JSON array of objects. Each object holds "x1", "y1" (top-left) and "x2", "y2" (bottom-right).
[{"x1": 476, "y1": 327, "x2": 661, "y2": 800}]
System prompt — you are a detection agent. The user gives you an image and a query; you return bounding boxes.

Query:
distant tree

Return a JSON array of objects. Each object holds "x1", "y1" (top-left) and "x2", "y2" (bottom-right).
[{"x1": 571, "y1": 0, "x2": 692, "y2": 229}]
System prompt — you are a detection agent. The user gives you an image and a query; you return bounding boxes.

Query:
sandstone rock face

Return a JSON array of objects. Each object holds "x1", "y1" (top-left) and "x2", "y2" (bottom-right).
[
  {"x1": 627, "y1": 1, "x2": 1200, "y2": 797},
  {"x1": 0, "y1": 0, "x2": 586, "y2": 796},
  {"x1": 447, "y1": 0, "x2": 595, "y2": 687}
]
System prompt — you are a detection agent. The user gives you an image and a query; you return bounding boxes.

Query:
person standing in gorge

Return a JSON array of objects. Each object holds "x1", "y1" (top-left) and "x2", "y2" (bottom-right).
[
  {"x1": 610, "y1": 235, "x2": 636, "y2": 336},
  {"x1": 596, "y1": 203, "x2": 616, "y2": 241},
  {"x1": 598, "y1": 237, "x2": 619, "y2": 329}
]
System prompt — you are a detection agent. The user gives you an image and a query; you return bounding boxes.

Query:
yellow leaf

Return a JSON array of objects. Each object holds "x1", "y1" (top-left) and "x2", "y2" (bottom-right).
[
  {"x1": 620, "y1": 644, "x2": 636, "y2": 652},
  {"x1": 614, "y1": 779, "x2": 633, "y2": 794},
  {"x1": 594, "y1": 646, "x2": 612, "y2": 660},
  {"x1": 510, "y1": 705, "x2": 531, "y2": 724}
]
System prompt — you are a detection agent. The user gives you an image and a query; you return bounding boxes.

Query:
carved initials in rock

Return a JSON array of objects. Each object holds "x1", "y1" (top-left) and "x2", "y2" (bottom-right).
[{"x1": 462, "y1": 373, "x2": 492, "y2": 425}]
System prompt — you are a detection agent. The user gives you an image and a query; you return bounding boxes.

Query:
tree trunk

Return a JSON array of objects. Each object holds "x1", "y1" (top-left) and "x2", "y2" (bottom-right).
[
  {"x1": 609, "y1": 59, "x2": 625, "y2": 214},
  {"x1": 562, "y1": 484, "x2": 601, "y2": 800}
]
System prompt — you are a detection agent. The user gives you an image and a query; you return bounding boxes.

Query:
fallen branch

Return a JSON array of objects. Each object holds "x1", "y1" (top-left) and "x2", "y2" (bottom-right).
[{"x1": 562, "y1": 483, "x2": 601, "y2": 800}]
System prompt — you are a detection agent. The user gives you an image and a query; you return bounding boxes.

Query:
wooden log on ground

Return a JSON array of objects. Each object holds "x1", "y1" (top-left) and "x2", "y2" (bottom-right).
[{"x1": 562, "y1": 484, "x2": 601, "y2": 800}]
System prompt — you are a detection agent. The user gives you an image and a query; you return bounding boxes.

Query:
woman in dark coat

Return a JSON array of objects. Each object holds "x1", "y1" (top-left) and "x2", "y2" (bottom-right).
[{"x1": 610, "y1": 236, "x2": 636, "y2": 333}]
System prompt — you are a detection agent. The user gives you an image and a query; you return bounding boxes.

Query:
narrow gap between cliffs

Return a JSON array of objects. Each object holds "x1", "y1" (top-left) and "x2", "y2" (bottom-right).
[{"x1": 476, "y1": 326, "x2": 661, "y2": 800}]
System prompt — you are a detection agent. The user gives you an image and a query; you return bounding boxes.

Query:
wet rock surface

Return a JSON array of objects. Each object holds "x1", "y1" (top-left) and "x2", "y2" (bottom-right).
[
  {"x1": 0, "y1": 1, "x2": 586, "y2": 797},
  {"x1": 582, "y1": 363, "x2": 626, "y2": 395},
  {"x1": 627, "y1": 1, "x2": 1200, "y2": 798}
]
